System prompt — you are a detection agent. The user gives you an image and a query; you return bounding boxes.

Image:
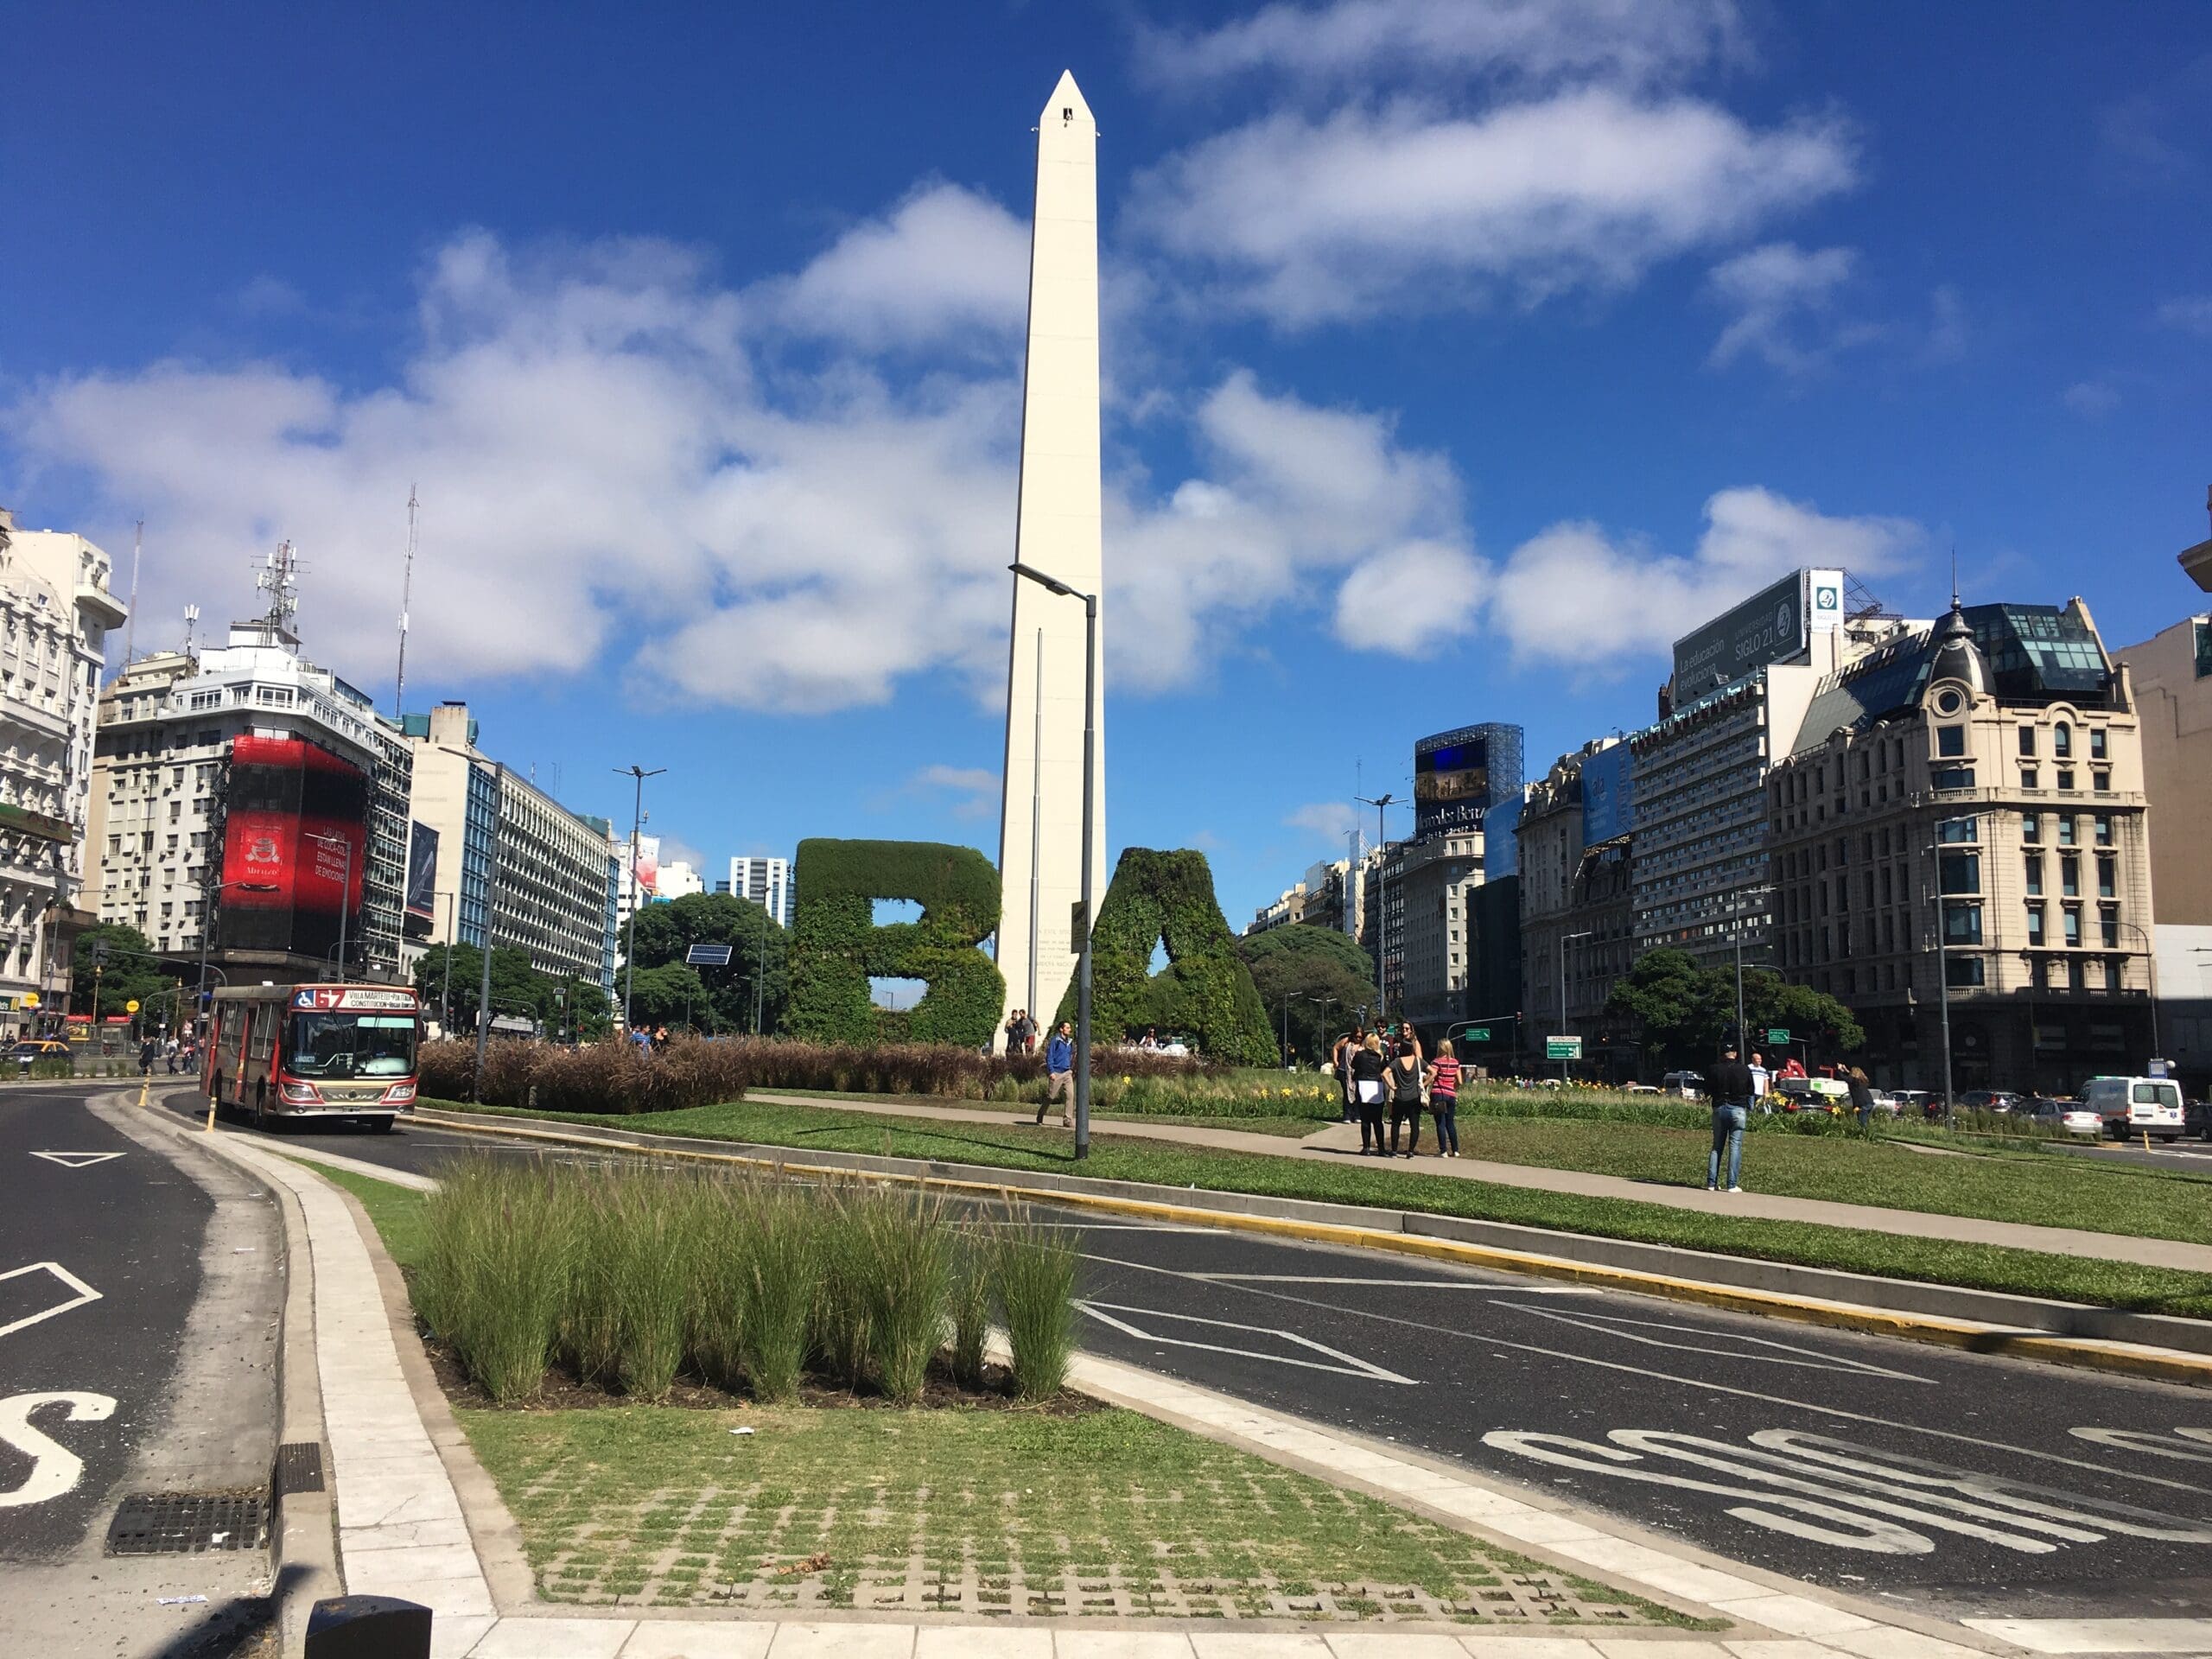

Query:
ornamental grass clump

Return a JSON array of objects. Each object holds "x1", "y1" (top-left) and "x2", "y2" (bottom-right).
[
  {"x1": 417, "y1": 1159, "x2": 570, "y2": 1403},
  {"x1": 607, "y1": 1174, "x2": 693, "y2": 1402},
  {"x1": 947, "y1": 1237, "x2": 991, "y2": 1390},
  {"x1": 855, "y1": 1188, "x2": 956, "y2": 1405},
  {"x1": 734, "y1": 1182, "x2": 817, "y2": 1402},
  {"x1": 685, "y1": 1178, "x2": 752, "y2": 1395},
  {"x1": 810, "y1": 1185, "x2": 876, "y2": 1390},
  {"x1": 995, "y1": 1207, "x2": 1079, "y2": 1400}
]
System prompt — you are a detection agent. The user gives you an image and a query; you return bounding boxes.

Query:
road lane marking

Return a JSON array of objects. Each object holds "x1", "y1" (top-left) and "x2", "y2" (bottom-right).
[
  {"x1": 0, "y1": 1392, "x2": 117, "y2": 1508},
  {"x1": 1514, "y1": 1305, "x2": 1930, "y2": 1381},
  {"x1": 28, "y1": 1152, "x2": 125, "y2": 1169},
  {"x1": 0, "y1": 1262, "x2": 103, "y2": 1338},
  {"x1": 1482, "y1": 1426, "x2": 2212, "y2": 1557},
  {"x1": 2070, "y1": 1427, "x2": 2212, "y2": 1465},
  {"x1": 1076, "y1": 1299, "x2": 1417, "y2": 1383},
  {"x1": 1077, "y1": 1252, "x2": 2212, "y2": 1496},
  {"x1": 1185, "y1": 1274, "x2": 1601, "y2": 1291}
]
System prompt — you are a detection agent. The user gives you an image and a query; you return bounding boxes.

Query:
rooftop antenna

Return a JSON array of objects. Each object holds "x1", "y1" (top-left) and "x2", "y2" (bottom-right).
[
  {"x1": 1950, "y1": 546, "x2": 1961, "y2": 611},
  {"x1": 181, "y1": 603, "x2": 200, "y2": 655},
  {"x1": 395, "y1": 484, "x2": 416, "y2": 719},
  {"x1": 122, "y1": 520, "x2": 143, "y2": 664},
  {"x1": 255, "y1": 539, "x2": 302, "y2": 643}
]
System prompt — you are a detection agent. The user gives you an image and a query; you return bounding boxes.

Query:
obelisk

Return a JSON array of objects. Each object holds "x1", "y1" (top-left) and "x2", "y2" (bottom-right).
[{"x1": 995, "y1": 71, "x2": 1105, "y2": 1050}]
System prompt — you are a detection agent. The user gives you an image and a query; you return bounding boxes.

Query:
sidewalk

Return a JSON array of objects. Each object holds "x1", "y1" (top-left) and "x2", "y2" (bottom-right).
[
  {"x1": 747, "y1": 1093, "x2": 2212, "y2": 1275},
  {"x1": 192, "y1": 1123, "x2": 2049, "y2": 1659}
]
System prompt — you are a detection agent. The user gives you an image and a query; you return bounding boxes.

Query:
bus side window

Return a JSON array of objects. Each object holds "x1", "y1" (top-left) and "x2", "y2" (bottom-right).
[{"x1": 251, "y1": 1007, "x2": 274, "y2": 1063}]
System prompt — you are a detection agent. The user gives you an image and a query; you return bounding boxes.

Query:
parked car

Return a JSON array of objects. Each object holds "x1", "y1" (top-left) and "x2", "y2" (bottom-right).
[
  {"x1": 1891, "y1": 1089, "x2": 1936, "y2": 1120},
  {"x1": 1777, "y1": 1076, "x2": 1850, "y2": 1113},
  {"x1": 1659, "y1": 1071, "x2": 1707, "y2": 1099},
  {"x1": 1866, "y1": 1090, "x2": 1904, "y2": 1116},
  {"x1": 2022, "y1": 1096, "x2": 2103, "y2": 1136},
  {"x1": 2081, "y1": 1075, "x2": 2186, "y2": 1142},
  {"x1": 9, "y1": 1039, "x2": 71, "y2": 1059},
  {"x1": 1959, "y1": 1090, "x2": 2024, "y2": 1114},
  {"x1": 2187, "y1": 1095, "x2": 2212, "y2": 1142},
  {"x1": 1622, "y1": 1082, "x2": 1662, "y2": 1095}
]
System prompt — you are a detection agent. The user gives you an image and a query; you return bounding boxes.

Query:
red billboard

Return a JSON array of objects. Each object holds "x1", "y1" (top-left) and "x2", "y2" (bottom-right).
[{"x1": 219, "y1": 734, "x2": 369, "y2": 963}]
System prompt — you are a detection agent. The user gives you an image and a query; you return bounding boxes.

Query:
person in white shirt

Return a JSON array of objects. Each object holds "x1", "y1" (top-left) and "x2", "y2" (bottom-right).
[{"x1": 1748, "y1": 1051, "x2": 1772, "y2": 1111}]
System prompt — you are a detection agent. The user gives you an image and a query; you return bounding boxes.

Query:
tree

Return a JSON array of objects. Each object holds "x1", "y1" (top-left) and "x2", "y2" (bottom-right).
[
  {"x1": 73, "y1": 922, "x2": 177, "y2": 1023},
  {"x1": 625, "y1": 963, "x2": 709, "y2": 1030},
  {"x1": 1605, "y1": 947, "x2": 1864, "y2": 1074},
  {"x1": 624, "y1": 891, "x2": 787, "y2": 1033},
  {"x1": 412, "y1": 944, "x2": 610, "y2": 1040},
  {"x1": 415, "y1": 941, "x2": 484, "y2": 1033},
  {"x1": 1234, "y1": 925, "x2": 1376, "y2": 1065}
]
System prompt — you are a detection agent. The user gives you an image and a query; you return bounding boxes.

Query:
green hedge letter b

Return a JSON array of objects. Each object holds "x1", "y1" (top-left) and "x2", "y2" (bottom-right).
[{"x1": 785, "y1": 839, "x2": 1006, "y2": 1048}]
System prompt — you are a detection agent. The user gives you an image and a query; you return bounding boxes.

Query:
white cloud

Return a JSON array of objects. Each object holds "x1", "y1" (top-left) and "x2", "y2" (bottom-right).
[
  {"x1": 1140, "y1": 0, "x2": 1744, "y2": 91},
  {"x1": 1332, "y1": 539, "x2": 1486, "y2": 652},
  {"x1": 908, "y1": 764, "x2": 1001, "y2": 820},
  {"x1": 2156, "y1": 295, "x2": 2212, "y2": 339},
  {"x1": 2063, "y1": 380, "x2": 2120, "y2": 419},
  {"x1": 1128, "y1": 90, "x2": 1855, "y2": 325},
  {"x1": 761, "y1": 182, "x2": 1029, "y2": 351},
  {"x1": 1287, "y1": 800, "x2": 1359, "y2": 841},
  {"x1": 1706, "y1": 242, "x2": 1863, "y2": 372},
  {"x1": 1490, "y1": 486, "x2": 1919, "y2": 674}
]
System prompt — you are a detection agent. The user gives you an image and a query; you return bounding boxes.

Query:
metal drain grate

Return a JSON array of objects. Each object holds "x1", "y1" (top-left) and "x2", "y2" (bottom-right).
[
  {"x1": 274, "y1": 1442, "x2": 325, "y2": 1496},
  {"x1": 106, "y1": 1491, "x2": 270, "y2": 1555}
]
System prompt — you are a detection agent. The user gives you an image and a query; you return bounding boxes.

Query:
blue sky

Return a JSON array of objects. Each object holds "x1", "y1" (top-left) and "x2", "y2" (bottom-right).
[{"x1": 5, "y1": 1, "x2": 2209, "y2": 929}]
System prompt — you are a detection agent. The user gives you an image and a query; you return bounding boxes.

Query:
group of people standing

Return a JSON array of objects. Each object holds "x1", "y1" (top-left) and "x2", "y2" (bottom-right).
[
  {"x1": 137, "y1": 1034, "x2": 200, "y2": 1076},
  {"x1": 1002, "y1": 1008, "x2": 1039, "y2": 1055},
  {"x1": 1331, "y1": 1025, "x2": 1462, "y2": 1159}
]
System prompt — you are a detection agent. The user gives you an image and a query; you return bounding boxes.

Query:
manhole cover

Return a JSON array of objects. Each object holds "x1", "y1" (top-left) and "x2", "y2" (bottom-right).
[
  {"x1": 274, "y1": 1442, "x2": 325, "y2": 1496},
  {"x1": 106, "y1": 1491, "x2": 270, "y2": 1555}
]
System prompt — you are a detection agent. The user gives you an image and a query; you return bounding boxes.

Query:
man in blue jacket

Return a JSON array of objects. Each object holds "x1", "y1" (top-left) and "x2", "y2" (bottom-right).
[{"x1": 1035, "y1": 1020, "x2": 1075, "y2": 1128}]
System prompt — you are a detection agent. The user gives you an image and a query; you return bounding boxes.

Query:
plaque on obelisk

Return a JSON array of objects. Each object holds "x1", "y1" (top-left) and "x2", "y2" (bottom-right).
[{"x1": 995, "y1": 72, "x2": 1105, "y2": 1051}]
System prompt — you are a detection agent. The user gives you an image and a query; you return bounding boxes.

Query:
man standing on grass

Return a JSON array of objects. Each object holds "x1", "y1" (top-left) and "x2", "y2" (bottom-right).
[
  {"x1": 1706, "y1": 1041, "x2": 1755, "y2": 1193},
  {"x1": 1036, "y1": 1020, "x2": 1075, "y2": 1128},
  {"x1": 1748, "y1": 1049, "x2": 1772, "y2": 1112}
]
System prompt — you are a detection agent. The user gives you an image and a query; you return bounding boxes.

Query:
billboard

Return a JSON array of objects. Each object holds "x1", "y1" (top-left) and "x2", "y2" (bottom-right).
[
  {"x1": 219, "y1": 734, "x2": 369, "y2": 961},
  {"x1": 1580, "y1": 743, "x2": 1635, "y2": 845},
  {"x1": 1485, "y1": 793, "x2": 1522, "y2": 878},
  {"x1": 632, "y1": 834, "x2": 660, "y2": 899},
  {"x1": 405, "y1": 821, "x2": 439, "y2": 924},
  {"x1": 1671, "y1": 569, "x2": 1845, "y2": 700},
  {"x1": 1414, "y1": 723, "x2": 1524, "y2": 840}
]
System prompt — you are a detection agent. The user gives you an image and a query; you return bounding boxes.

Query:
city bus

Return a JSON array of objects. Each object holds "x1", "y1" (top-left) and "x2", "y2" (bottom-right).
[{"x1": 203, "y1": 982, "x2": 422, "y2": 1131}]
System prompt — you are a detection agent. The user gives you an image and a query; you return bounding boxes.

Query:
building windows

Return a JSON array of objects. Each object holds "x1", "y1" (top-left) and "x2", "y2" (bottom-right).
[
  {"x1": 2097, "y1": 857, "x2": 2116, "y2": 899},
  {"x1": 2089, "y1": 728, "x2": 2107, "y2": 761},
  {"x1": 2094, "y1": 812, "x2": 2113, "y2": 847},
  {"x1": 2021, "y1": 766, "x2": 2040, "y2": 790},
  {"x1": 1930, "y1": 765, "x2": 1976, "y2": 791},
  {"x1": 2063, "y1": 906, "x2": 2081, "y2": 946},
  {"x1": 2027, "y1": 905, "x2": 2045, "y2": 946},
  {"x1": 2057, "y1": 816, "x2": 2075, "y2": 846},
  {"x1": 2093, "y1": 769, "x2": 2110, "y2": 792},
  {"x1": 2053, "y1": 721, "x2": 2072, "y2": 758},
  {"x1": 2106, "y1": 958, "x2": 2125, "y2": 993},
  {"x1": 2021, "y1": 812, "x2": 2039, "y2": 844},
  {"x1": 2024, "y1": 855, "x2": 2044, "y2": 897},
  {"x1": 1944, "y1": 901, "x2": 1984, "y2": 946},
  {"x1": 2056, "y1": 768, "x2": 2075, "y2": 791},
  {"x1": 1938, "y1": 849, "x2": 1981, "y2": 894},
  {"x1": 2070, "y1": 957, "x2": 2088, "y2": 992},
  {"x1": 1937, "y1": 817, "x2": 1978, "y2": 844},
  {"x1": 1936, "y1": 726, "x2": 1967, "y2": 758},
  {"x1": 2061, "y1": 855, "x2": 2080, "y2": 898},
  {"x1": 2018, "y1": 726, "x2": 2037, "y2": 756},
  {"x1": 1945, "y1": 955, "x2": 1986, "y2": 988},
  {"x1": 2100, "y1": 906, "x2": 2120, "y2": 949}
]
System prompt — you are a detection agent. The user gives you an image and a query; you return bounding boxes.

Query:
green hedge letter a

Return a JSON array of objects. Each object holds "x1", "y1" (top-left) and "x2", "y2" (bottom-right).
[{"x1": 785, "y1": 839, "x2": 1006, "y2": 1049}]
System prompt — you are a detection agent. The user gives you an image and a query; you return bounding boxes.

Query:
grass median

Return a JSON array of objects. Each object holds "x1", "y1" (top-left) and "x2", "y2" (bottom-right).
[
  {"x1": 423, "y1": 1095, "x2": 2212, "y2": 1319},
  {"x1": 306, "y1": 1159, "x2": 1687, "y2": 1627}
]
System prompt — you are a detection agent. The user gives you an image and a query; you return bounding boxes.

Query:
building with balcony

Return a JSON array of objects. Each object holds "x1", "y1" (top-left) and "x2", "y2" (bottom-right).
[
  {"x1": 1766, "y1": 595, "x2": 2154, "y2": 1093},
  {"x1": 0, "y1": 511, "x2": 125, "y2": 1035},
  {"x1": 728, "y1": 855, "x2": 792, "y2": 929}
]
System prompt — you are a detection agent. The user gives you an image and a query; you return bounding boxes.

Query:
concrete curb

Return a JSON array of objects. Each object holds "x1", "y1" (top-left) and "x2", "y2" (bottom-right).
[{"x1": 412, "y1": 1105, "x2": 2212, "y2": 1388}]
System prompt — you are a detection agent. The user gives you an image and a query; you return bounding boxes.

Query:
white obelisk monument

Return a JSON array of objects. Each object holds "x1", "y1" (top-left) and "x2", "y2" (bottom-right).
[{"x1": 995, "y1": 71, "x2": 1105, "y2": 1048}]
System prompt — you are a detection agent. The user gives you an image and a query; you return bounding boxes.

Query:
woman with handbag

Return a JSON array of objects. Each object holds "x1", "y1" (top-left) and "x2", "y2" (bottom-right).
[
  {"x1": 1425, "y1": 1039, "x2": 1462, "y2": 1158},
  {"x1": 1388, "y1": 1039, "x2": 1426, "y2": 1156},
  {"x1": 1351, "y1": 1033, "x2": 1389, "y2": 1154}
]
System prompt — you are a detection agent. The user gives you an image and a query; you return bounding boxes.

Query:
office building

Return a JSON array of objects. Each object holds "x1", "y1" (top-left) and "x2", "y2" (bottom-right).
[
  {"x1": 1766, "y1": 595, "x2": 2154, "y2": 1092},
  {"x1": 1630, "y1": 569, "x2": 1919, "y2": 971},
  {"x1": 88, "y1": 549, "x2": 411, "y2": 988},
  {"x1": 1398, "y1": 831, "x2": 1483, "y2": 1032},
  {"x1": 1246, "y1": 879, "x2": 1311, "y2": 935},
  {"x1": 729, "y1": 855, "x2": 792, "y2": 928},
  {"x1": 402, "y1": 702, "x2": 618, "y2": 991},
  {"x1": 0, "y1": 511, "x2": 126, "y2": 1035},
  {"x1": 1516, "y1": 741, "x2": 1636, "y2": 1076}
]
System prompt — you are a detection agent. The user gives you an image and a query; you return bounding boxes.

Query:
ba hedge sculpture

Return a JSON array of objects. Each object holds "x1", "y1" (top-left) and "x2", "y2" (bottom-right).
[
  {"x1": 785, "y1": 838, "x2": 1005, "y2": 1047},
  {"x1": 1053, "y1": 847, "x2": 1277, "y2": 1065}
]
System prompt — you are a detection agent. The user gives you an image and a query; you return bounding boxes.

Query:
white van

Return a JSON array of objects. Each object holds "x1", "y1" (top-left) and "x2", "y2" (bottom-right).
[{"x1": 2082, "y1": 1076, "x2": 2185, "y2": 1142}]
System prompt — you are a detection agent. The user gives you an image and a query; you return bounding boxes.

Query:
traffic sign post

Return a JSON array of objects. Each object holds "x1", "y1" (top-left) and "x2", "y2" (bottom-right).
[
  {"x1": 1462, "y1": 1026, "x2": 1491, "y2": 1045},
  {"x1": 1765, "y1": 1027, "x2": 1789, "y2": 1046},
  {"x1": 1546, "y1": 1035, "x2": 1583, "y2": 1062}
]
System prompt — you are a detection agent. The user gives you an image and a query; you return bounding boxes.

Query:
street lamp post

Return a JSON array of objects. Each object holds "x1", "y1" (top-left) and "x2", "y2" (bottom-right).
[
  {"x1": 474, "y1": 762, "x2": 504, "y2": 1102},
  {"x1": 196, "y1": 880, "x2": 278, "y2": 1033},
  {"x1": 1926, "y1": 845, "x2": 1957, "y2": 1131},
  {"x1": 303, "y1": 831, "x2": 354, "y2": 982},
  {"x1": 1355, "y1": 792, "x2": 1397, "y2": 1023},
  {"x1": 2112, "y1": 919, "x2": 2162, "y2": 1064},
  {"x1": 1008, "y1": 561, "x2": 1098, "y2": 1160},
  {"x1": 1559, "y1": 929, "x2": 1592, "y2": 1082},
  {"x1": 615, "y1": 764, "x2": 667, "y2": 1037}
]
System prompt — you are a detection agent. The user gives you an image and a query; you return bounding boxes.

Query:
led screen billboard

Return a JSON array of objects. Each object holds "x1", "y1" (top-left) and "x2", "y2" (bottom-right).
[
  {"x1": 1580, "y1": 743, "x2": 1635, "y2": 845},
  {"x1": 1413, "y1": 723, "x2": 1524, "y2": 840},
  {"x1": 219, "y1": 734, "x2": 369, "y2": 962},
  {"x1": 405, "y1": 821, "x2": 439, "y2": 925},
  {"x1": 1670, "y1": 569, "x2": 1844, "y2": 701}
]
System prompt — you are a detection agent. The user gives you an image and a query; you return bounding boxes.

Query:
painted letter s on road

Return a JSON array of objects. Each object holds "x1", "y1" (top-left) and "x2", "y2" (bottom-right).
[{"x1": 0, "y1": 1392, "x2": 118, "y2": 1508}]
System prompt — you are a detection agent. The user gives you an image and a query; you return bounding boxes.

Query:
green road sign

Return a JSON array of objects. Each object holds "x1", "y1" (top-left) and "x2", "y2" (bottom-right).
[
  {"x1": 1546, "y1": 1035, "x2": 1583, "y2": 1061},
  {"x1": 1462, "y1": 1026, "x2": 1491, "y2": 1044},
  {"x1": 1766, "y1": 1027, "x2": 1790, "y2": 1045}
]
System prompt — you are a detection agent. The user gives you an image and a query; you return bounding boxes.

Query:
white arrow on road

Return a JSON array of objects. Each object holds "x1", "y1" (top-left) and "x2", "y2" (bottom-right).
[
  {"x1": 29, "y1": 1152, "x2": 125, "y2": 1170},
  {"x1": 1077, "y1": 1299, "x2": 1417, "y2": 1382}
]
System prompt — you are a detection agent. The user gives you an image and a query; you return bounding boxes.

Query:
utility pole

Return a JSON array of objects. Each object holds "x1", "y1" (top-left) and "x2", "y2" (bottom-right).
[
  {"x1": 1355, "y1": 791, "x2": 1397, "y2": 1021},
  {"x1": 395, "y1": 485, "x2": 417, "y2": 719},
  {"x1": 474, "y1": 763, "x2": 503, "y2": 1101},
  {"x1": 1560, "y1": 930, "x2": 1592, "y2": 1082},
  {"x1": 615, "y1": 764, "x2": 666, "y2": 1034},
  {"x1": 123, "y1": 521, "x2": 143, "y2": 664}
]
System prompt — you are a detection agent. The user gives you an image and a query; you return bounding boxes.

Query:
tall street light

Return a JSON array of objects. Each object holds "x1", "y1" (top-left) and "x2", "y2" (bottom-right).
[
  {"x1": 2110, "y1": 918, "x2": 2163, "y2": 1064},
  {"x1": 195, "y1": 880, "x2": 278, "y2": 1028},
  {"x1": 1924, "y1": 842, "x2": 1958, "y2": 1130},
  {"x1": 1559, "y1": 929, "x2": 1592, "y2": 1083},
  {"x1": 1355, "y1": 791, "x2": 1397, "y2": 1022},
  {"x1": 615, "y1": 764, "x2": 667, "y2": 1037},
  {"x1": 303, "y1": 830, "x2": 355, "y2": 982},
  {"x1": 1008, "y1": 560, "x2": 1097, "y2": 1160}
]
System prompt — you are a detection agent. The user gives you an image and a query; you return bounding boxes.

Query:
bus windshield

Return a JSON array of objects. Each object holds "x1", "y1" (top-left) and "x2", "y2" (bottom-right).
[{"x1": 286, "y1": 1013, "x2": 418, "y2": 1079}]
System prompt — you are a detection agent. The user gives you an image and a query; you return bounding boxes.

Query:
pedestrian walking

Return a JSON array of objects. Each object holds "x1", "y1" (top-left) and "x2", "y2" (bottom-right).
[
  {"x1": 1425, "y1": 1039, "x2": 1461, "y2": 1158},
  {"x1": 1705, "y1": 1042, "x2": 1755, "y2": 1192},
  {"x1": 1036, "y1": 1020, "x2": 1076, "y2": 1128},
  {"x1": 1388, "y1": 1039, "x2": 1425, "y2": 1155},
  {"x1": 1351, "y1": 1033, "x2": 1389, "y2": 1154},
  {"x1": 1332, "y1": 1026, "x2": 1364, "y2": 1122},
  {"x1": 137, "y1": 1037, "x2": 156, "y2": 1077},
  {"x1": 1748, "y1": 1050, "x2": 1772, "y2": 1113},
  {"x1": 1846, "y1": 1065, "x2": 1875, "y2": 1131}
]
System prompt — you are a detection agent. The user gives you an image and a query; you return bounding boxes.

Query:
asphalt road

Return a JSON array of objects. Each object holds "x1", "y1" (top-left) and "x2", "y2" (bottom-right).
[{"x1": 156, "y1": 1091, "x2": 2212, "y2": 1625}]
